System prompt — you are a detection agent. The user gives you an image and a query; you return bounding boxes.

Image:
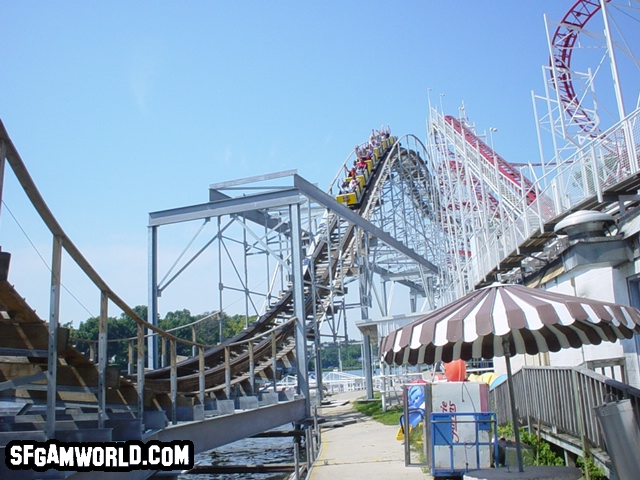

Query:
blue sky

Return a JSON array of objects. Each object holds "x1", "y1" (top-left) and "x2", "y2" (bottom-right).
[{"x1": 1, "y1": 1, "x2": 636, "y2": 327}]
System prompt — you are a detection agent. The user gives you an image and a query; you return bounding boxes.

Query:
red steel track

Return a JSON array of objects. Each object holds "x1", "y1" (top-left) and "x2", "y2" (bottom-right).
[
  {"x1": 549, "y1": 0, "x2": 607, "y2": 135},
  {"x1": 444, "y1": 115, "x2": 538, "y2": 205}
]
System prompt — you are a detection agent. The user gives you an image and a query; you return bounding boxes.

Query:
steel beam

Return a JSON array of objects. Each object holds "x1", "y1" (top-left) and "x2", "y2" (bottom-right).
[
  {"x1": 293, "y1": 175, "x2": 438, "y2": 274},
  {"x1": 210, "y1": 188, "x2": 290, "y2": 234},
  {"x1": 148, "y1": 188, "x2": 301, "y2": 227},
  {"x1": 65, "y1": 399, "x2": 307, "y2": 480},
  {"x1": 0, "y1": 371, "x2": 46, "y2": 392},
  {"x1": 209, "y1": 169, "x2": 298, "y2": 190}
]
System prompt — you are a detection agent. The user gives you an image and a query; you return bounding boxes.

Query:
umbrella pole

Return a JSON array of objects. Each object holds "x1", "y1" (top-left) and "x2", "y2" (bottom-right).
[{"x1": 503, "y1": 338, "x2": 524, "y2": 473}]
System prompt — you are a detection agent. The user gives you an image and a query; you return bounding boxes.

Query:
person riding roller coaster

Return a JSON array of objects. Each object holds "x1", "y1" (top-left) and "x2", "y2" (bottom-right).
[{"x1": 336, "y1": 126, "x2": 394, "y2": 208}]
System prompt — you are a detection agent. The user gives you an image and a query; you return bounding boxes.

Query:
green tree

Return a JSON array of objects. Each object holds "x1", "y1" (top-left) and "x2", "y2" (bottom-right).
[
  {"x1": 318, "y1": 341, "x2": 364, "y2": 371},
  {"x1": 71, "y1": 312, "x2": 138, "y2": 370},
  {"x1": 69, "y1": 307, "x2": 260, "y2": 369},
  {"x1": 159, "y1": 309, "x2": 195, "y2": 356}
]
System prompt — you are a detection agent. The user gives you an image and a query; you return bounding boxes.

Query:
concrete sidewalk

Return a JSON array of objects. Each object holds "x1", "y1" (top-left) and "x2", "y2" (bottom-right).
[{"x1": 308, "y1": 390, "x2": 433, "y2": 480}]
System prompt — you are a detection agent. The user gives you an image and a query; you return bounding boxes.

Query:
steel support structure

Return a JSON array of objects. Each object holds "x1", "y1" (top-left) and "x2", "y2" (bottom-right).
[
  {"x1": 534, "y1": 1, "x2": 640, "y2": 168},
  {"x1": 428, "y1": 0, "x2": 640, "y2": 293},
  {"x1": 148, "y1": 141, "x2": 450, "y2": 399},
  {"x1": 148, "y1": 174, "x2": 310, "y2": 401}
]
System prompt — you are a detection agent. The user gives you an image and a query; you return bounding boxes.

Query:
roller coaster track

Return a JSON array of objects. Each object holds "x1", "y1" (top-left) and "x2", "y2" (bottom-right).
[
  {"x1": 142, "y1": 136, "x2": 442, "y2": 399},
  {"x1": 549, "y1": 0, "x2": 607, "y2": 136},
  {"x1": 4, "y1": 103, "x2": 639, "y2": 428},
  {"x1": 444, "y1": 116, "x2": 539, "y2": 206},
  {"x1": 0, "y1": 120, "x2": 442, "y2": 429},
  {"x1": 431, "y1": 112, "x2": 549, "y2": 232}
]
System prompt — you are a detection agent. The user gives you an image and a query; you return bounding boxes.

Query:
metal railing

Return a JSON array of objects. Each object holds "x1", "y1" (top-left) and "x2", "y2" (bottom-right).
[
  {"x1": 468, "y1": 106, "x2": 640, "y2": 287},
  {"x1": 490, "y1": 364, "x2": 640, "y2": 453},
  {"x1": 0, "y1": 120, "x2": 213, "y2": 437}
]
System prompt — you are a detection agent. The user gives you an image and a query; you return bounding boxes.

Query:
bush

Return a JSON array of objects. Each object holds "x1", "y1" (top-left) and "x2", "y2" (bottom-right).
[
  {"x1": 576, "y1": 456, "x2": 606, "y2": 480},
  {"x1": 497, "y1": 423, "x2": 564, "y2": 467}
]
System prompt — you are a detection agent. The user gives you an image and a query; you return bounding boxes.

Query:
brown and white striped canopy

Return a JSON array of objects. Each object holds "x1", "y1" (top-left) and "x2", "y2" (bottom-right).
[{"x1": 380, "y1": 283, "x2": 640, "y2": 366}]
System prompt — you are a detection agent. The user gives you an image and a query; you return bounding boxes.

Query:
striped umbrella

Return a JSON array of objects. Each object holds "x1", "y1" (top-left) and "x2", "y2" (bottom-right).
[
  {"x1": 379, "y1": 282, "x2": 640, "y2": 473},
  {"x1": 380, "y1": 283, "x2": 640, "y2": 367}
]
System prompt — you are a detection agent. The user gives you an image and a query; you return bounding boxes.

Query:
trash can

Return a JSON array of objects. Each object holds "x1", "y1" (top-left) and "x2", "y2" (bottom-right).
[{"x1": 594, "y1": 398, "x2": 640, "y2": 480}]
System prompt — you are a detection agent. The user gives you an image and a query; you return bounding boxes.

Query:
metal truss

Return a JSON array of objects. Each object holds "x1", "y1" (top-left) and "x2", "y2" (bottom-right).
[
  {"x1": 427, "y1": 107, "x2": 541, "y2": 295},
  {"x1": 361, "y1": 136, "x2": 453, "y2": 310},
  {"x1": 424, "y1": 2, "x2": 640, "y2": 293},
  {"x1": 426, "y1": 99, "x2": 640, "y2": 292},
  {"x1": 534, "y1": 0, "x2": 640, "y2": 160},
  {"x1": 147, "y1": 136, "x2": 457, "y2": 395}
]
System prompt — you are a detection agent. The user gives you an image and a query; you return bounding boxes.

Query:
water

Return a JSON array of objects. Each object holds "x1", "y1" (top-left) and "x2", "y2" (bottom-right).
[
  {"x1": 177, "y1": 374, "x2": 368, "y2": 480},
  {"x1": 178, "y1": 425, "x2": 300, "y2": 480}
]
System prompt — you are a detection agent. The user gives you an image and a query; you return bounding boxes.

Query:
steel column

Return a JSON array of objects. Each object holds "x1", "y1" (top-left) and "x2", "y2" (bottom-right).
[
  {"x1": 290, "y1": 202, "x2": 309, "y2": 416},
  {"x1": 225, "y1": 346, "x2": 231, "y2": 398},
  {"x1": 170, "y1": 339, "x2": 177, "y2": 424},
  {"x1": 46, "y1": 234, "x2": 63, "y2": 439},
  {"x1": 271, "y1": 333, "x2": 278, "y2": 391},
  {"x1": 148, "y1": 225, "x2": 159, "y2": 369},
  {"x1": 137, "y1": 322, "x2": 145, "y2": 433},
  {"x1": 98, "y1": 290, "x2": 108, "y2": 428},
  {"x1": 359, "y1": 229, "x2": 374, "y2": 400}
]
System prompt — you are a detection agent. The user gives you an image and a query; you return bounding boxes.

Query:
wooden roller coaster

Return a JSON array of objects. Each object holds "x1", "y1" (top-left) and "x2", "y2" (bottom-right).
[{"x1": 0, "y1": 120, "x2": 402, "y2": 426}]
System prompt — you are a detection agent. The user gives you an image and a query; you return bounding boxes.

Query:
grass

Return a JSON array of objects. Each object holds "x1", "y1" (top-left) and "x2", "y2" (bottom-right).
[
  {"x1": 353, "y1": 394, "x2": 429, "y2": 473},
  {"x1": 352, "y1": 394, "x2": 403, "y2": 426}
]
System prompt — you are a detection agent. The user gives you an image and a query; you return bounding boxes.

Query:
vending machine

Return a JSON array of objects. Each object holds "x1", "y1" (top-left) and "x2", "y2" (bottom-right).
[{"x1": 424, "y1": 382, "x2": 495, "y2": 476}]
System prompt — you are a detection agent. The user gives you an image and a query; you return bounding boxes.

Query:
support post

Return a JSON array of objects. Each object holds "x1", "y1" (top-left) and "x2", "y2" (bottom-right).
[
  {"x1": 249, "y1": 341, "x2": 255, "y2": 395},
  {"x1": 358, "y1": 229, "x2": 374, "y2": 400},
  {"x1": 98, "y1": 290, "x2": 108, "y2": 429},
  {"x1": 148, "y1": 225, "x2": 159, "y2": 369},
  {"x1": 502, "y1": 337, "x2": 524, "y2": 473},
  {"x1": 170, "y1": 339, "x2": 177, "y2": 424},
  {"x1": 572, "y1": 369, "x2": 591, "y2": 479},
  {"x1": 271, "y1": 332, "x2": 278, "y2": 391},
  {"x1": 137, "y1": 321, "x2": 145, "y2": 434},
  {"x1": 128, "y1": 340, "x2": 134, "y2": 376},
  {"x1": 199, "y1": 346, "x2": 205, "y2": 406},
  {"x1": 225, "y1": 346, "x2": 231, "y2": 399},
  {"x1": 0, "y1": 142, "x2": 6, "y2": 220},
  {"x1": 46, "y1": 235, "x2": 63, "y2": 439},
  {"x1": 290, "y1": 203, "x2": 309, "y2": 416},
  {"x1": 310, "y1": 256, "x2": 323, "y2": 400},
  {"x1": 218, "y1": 216, "x2": 224, "y2": 343}
]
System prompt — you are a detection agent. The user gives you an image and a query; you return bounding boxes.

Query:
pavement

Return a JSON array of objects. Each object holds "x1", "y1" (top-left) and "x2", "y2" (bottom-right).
[
  {"x1": 307, "y1": 390, "x2": 433, "y2": 480},
  {"x1": 462, "y1": 466, "x2": 582, "y2": 480},
  {"x1": 306, "y1": 391, "x2": 583, "y2": 480}
]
